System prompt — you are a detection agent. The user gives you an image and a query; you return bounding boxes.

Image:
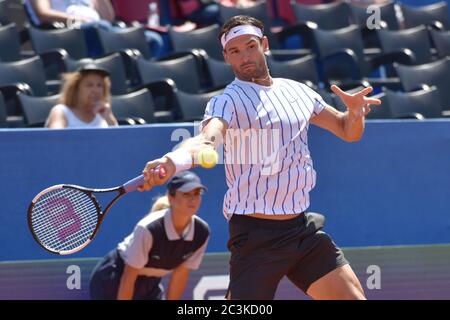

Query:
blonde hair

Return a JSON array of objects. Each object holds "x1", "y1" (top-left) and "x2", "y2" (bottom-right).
[
  {"x1": 58, "y1": 71, "x2": 111, "y2": 108},
  {"x1": 150, "y1": 195, "x2": 170, "y2": 212}
]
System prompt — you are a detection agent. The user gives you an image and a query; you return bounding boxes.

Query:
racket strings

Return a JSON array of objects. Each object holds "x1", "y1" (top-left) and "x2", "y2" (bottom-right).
[
  {"x1": 30, "y1": 188, "x2": 98, "y2": 253},
  {"x1": 33, "y1": 191, "x2": 97, "y2": 251},
  {"x1": 33, "y1": 195, "x2": 96, "y2": 250},
  {"x1": 37, "y1": 193, "x2": 97, "y2": 248}
]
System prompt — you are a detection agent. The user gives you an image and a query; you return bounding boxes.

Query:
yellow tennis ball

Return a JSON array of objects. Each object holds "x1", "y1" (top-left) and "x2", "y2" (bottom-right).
[{"x1": 198, "y1": 148, "x2": 219, "y2": 169}]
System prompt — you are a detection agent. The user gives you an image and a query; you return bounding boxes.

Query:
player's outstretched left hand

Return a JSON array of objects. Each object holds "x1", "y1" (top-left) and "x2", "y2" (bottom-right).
[{"x1": 331, "y1": 85, "x2": 381, "y2": 117}]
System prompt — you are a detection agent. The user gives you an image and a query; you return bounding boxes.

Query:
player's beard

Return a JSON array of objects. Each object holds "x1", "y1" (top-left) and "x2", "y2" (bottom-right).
[{"x1": 237, "y1": 61, "x2": 267, "y2": 82}]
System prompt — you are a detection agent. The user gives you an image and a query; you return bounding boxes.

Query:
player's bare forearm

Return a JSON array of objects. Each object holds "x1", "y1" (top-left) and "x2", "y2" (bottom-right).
[
  {"x1": 178, "y1": 134, "x2": 215, "y2": 165},
  {"x1": 311, "y1": 106, "x2": 364, "y2": 142},
  {"x1": 140, "y1": 118, "x2": 227, "y2": 191},
  {"x1": 179, "y1": 117, "x2": 227, "y2": 157},
  {"x1": 146, "y1": 133, "x2": 217, "y2": 176},
  {"x1": 342, "y1": 109, "x2": 365, "y2": 142}
]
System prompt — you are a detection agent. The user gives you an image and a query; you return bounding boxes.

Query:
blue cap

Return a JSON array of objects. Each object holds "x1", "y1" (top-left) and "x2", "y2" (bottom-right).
[{"x1": 167, "y1": 171, "x2": 207, "y2": 193}]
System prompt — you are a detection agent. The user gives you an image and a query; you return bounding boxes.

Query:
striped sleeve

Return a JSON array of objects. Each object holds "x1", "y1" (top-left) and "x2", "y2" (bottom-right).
[
  {"x1": 300, "y1": 84, "x2": 329, "y2": 116},
  {"x1": 200, "y1": 95, "x2": 234, "y2": 131}
]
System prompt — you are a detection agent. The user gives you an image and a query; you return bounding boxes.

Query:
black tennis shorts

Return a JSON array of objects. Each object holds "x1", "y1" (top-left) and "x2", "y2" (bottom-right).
[{"x1": 227, "y1": 212, "x2": 348, "y2": 300}]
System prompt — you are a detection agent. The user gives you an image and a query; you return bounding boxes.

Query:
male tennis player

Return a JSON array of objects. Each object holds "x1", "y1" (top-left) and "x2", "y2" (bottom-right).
[{"x1": 139, "y1": 15, "x2": 381, "y2": 300}]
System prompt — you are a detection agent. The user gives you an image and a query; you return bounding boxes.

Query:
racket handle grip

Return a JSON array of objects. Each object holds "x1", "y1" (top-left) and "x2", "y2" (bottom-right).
[{"x1": 123, "y1": 166, "x2": 167, "y2": 193}]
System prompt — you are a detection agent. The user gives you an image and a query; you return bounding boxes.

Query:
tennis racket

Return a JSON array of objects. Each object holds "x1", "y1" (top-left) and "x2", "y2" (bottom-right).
[{"x1": 28, "y1": 167, "x2": 166, "y2": 255}]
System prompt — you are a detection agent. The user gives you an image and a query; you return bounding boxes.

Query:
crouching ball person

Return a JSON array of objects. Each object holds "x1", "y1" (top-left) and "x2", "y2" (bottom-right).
[{"x1": 89, "y1": 171, "x2": 210, "y2": 300}]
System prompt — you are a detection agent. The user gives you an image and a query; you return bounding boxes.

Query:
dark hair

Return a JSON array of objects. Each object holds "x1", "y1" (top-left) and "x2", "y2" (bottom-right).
[{"x1": 219, "y1": 15, "x2": 265, "y2": 43}]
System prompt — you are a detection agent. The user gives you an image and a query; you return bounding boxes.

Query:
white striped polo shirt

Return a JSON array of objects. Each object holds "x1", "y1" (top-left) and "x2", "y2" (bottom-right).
[{"x1": 201, "y1": 78, "x2": 328, "y2": 219}]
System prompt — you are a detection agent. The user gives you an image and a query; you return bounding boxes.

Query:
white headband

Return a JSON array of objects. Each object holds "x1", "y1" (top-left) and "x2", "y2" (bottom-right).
[{"x1": 221, "y1": 25, "x2": 263, "y2": 49}]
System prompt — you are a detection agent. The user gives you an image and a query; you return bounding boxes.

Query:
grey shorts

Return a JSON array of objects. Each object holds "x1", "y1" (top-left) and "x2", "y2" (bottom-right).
[{"x1": 227, "y1": 212, "x2": 348, "y2": 300}]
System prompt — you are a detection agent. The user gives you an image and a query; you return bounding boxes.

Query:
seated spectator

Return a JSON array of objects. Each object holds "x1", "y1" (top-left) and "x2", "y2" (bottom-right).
[
  {"x1": 45, "y1": 64, "x2": 118, "y2": 128},
  {"x1": 348, "y1": 0, "x2": 391, "y2": 6},
  {"x1": 26, "y1": 0, "x2": 165, "y2": 57},
  {"x1": 220, "y1": 0, "x2": 260, "y2": 8},
  {"x1": 176, "y1": 0, "x2": 220, "y2": 26}
]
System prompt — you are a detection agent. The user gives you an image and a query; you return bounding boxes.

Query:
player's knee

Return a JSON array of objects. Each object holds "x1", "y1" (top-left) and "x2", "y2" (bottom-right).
[{"x1": 337, "y1": 267, "x2": 367, "y2": 300}]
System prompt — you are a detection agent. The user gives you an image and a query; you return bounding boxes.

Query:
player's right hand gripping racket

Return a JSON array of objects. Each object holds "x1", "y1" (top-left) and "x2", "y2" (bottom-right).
[{"x1": 28, "y1": 167, "x2": 166, "y2": 255}]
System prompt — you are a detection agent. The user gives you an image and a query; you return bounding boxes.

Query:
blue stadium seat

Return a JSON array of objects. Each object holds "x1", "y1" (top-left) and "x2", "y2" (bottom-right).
[
  {"x1": 0, "y1": 24, "x2": 24, "y2": 62},
  {"x1": 429, "y1": 28, "x2": 450, "y2": 58},
  {"x1": 136, "y1": 54, "x2": 202, "y2": 94},
  {"x1": 111, "y1": 88, "x2": 155, "y2": 124},
  {"x1": 96, "y1": 26, "x2": 152, "y2": 59},
  {"x1": 28, "y1": 25, "x2": 89, "y2": 60},
  {"x1": 401, "y1": 1, "x2": 449, "y2": 30},
  {"x1": 174, "y1": 88, "x2": 223, "y2": 122},
  {"x1": 291, "y1": 1, "x2": 352, "y2": 30},
  {"x1": 385, "y1": 86, "x2": 442, "y2": 119},
  {"x1": 377, "y1": 26, "x2": 435, "y2": 65},
  {"x1": 349, "y1": 1, "x2": 400, "y2": 31},
  {"x1": 312, "y1": 25, "x2": 414, "y2": 88},
  {"x1": 169, "y1": 24, "x2": 223, "y2": 61},
  {"x1": 0, "y1": 0, "x2": 10, "y2": 25},
  {"x1": 205, "y1": 55, "x2": 234, "y2": 89},
  {"x1": 16, "y1": 92, "x2": 60, "y2": 127},
  {"x1": 267, "y1": 54, "x2": 319, "y2": 87},
  {"x1": 395, "y1": 57, "x2": 450, "y2": 114}
]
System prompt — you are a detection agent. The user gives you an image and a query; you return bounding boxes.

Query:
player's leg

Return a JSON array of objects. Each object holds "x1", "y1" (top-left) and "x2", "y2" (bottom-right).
[
  {"x1": 228, "y1": 256, "x2": 287, "y2": 300},
  {"x1": 287, "y1": 228, "x2": 365, "y2": 300},
  {"x1": 306, "y1": 264, "x2": 365, "y2": 300}
]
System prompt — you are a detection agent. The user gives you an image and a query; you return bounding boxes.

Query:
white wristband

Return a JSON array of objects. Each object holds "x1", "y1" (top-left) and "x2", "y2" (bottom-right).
[{"x1": 164, "y1": 149, "x2": 192, "y2": 174}]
